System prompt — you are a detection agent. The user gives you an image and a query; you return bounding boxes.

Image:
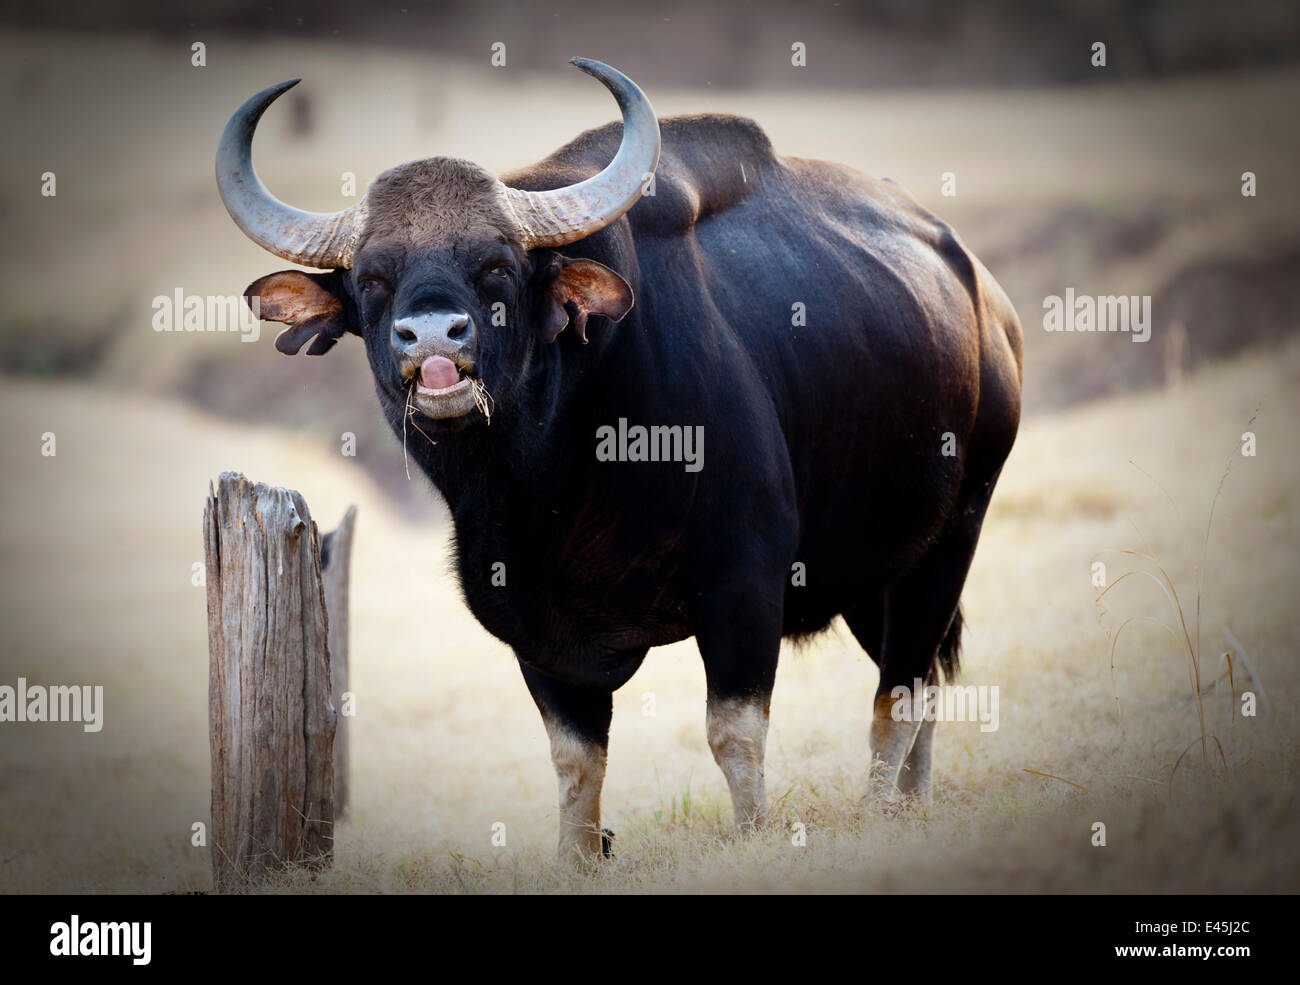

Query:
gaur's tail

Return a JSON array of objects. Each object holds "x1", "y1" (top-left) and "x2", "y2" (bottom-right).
[{"x1": 936, "y1": 605, "x2": 963, "y2": 682}]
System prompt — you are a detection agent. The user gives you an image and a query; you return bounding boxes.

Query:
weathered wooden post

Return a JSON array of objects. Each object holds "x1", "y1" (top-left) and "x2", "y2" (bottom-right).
[
  {"x1": 203, "y1": 471, "x2": 352, "y2": 891},
  {"x1": 321, "y1": 506, "x2": 357, "y2": 818}
]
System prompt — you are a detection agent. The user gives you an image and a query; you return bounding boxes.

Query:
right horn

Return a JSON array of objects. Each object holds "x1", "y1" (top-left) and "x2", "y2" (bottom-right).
[
  {"x1": 216, "y1": 78, "x2": 365, "y2": 269},
  {"x1": 499, "y1": 58, "x2": 661, "y2": 250}
]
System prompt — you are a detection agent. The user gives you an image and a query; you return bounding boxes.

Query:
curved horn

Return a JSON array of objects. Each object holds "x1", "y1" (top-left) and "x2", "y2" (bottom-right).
[
  {"x1": 499, "y1": 58, "x2": 661, "y2": 250},
  {"x1": 216, "y1": 79, "x2": 365, "y2": 269}
]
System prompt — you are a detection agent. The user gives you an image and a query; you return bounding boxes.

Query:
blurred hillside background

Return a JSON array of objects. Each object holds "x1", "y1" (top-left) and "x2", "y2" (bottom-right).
[{"x1": 1, "y1": 0, "x2": 1298, "y2": 514}]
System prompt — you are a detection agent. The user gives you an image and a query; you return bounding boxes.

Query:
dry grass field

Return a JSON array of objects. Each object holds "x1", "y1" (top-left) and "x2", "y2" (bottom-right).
[
  {"x1": 1, "y1": 337, "x2": 1296, "y2": 893},
  {"x1": 0, "y1": 31, "x2": 1297, "y2": 893}
]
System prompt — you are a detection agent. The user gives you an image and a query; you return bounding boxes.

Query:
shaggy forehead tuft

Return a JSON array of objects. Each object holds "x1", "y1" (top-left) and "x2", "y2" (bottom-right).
[{"x1": 361, "y1": 157, "x2": 515, "y2": 245}]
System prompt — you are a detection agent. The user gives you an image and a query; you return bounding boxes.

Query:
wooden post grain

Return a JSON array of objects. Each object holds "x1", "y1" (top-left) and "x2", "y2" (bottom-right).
[
  {"x1": 203, "y1": 471, "x2": 341, "y2": 891},
  {"x1": 321, "y1": 506, "x2": 357, "y2": 818}
]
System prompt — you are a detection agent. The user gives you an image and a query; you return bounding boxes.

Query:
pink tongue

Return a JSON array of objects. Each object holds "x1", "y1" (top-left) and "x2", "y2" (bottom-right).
[{"x1": 420, "y1": 355, "x2": 461, "y2": 390}]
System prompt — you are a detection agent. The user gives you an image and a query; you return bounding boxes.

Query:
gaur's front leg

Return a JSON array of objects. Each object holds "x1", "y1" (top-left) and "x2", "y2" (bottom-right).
[
  {"x1": 695, "y1": 585, "x2": 783, "y2": 833},
  {"x1": 705, "y1": 693, "x2": 771, "y2": 831},
  {"x1": 518, "y1": 660, "x2": 613, "y2": 861}
]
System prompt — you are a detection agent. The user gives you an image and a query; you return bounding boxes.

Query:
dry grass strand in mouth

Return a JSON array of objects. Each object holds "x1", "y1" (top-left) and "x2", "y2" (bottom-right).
[
  {"x1": 471, "y1": 377, "x2": 495, "y2": 424},
  {"x1": 407, "y1": 413, "x2": 438, "y2": 450},
  {"x1": 403, "y1": 379, "x2": 439, "y2": 468},
  {"x1": 402, "y1": 376, "x2": 493, "y2": 471},
  {"x1": 402, "y1": 381, "x2": 413, "y2": 481},
  {"x1": 402, "y1": 380, "x2": 441, "y2": 480}
]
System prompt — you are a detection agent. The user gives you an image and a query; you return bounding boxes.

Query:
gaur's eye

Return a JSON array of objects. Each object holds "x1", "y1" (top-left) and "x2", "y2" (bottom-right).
[
  {"x1": 488, "y1": 266, "x2": 511, "y2": 279},
  {"x1": 358, "y1": 277, "x2": 387, "y2": 296}
]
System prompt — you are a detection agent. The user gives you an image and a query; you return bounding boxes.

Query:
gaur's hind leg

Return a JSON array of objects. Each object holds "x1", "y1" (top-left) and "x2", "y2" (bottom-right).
[
  {"x1": 846, "y1": 597, "x2": 932, "y2": 804},
  {"x1": 893, "y1": 608, "x2": 961, "y2": 798},
  {"x1": 870, "y1": 572, "x2": 963, "y2": 805},
  {"x1": 518, "y1": 660, "x2": 616, "y2": 861},
  {"x1": 865, "y1": 486, "x2": 993, "y2": 807}
]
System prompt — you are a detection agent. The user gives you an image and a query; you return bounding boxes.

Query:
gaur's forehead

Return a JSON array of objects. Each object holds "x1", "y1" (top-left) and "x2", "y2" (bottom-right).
[{"x1": 359, "y1": 157, "x2": 518, "y2": 252}]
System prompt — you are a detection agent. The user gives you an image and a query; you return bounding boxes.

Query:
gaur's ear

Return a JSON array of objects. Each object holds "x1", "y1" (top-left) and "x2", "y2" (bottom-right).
[
  {"x1": 541, "y1": 256, "x2": 633, "y2": 344},
  {"x1": 245, "y1": 270, "x2": 355, "y2": 355}
]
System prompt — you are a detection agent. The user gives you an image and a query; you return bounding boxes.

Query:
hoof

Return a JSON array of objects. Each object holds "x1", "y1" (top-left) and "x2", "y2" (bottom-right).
[{"x1": 600, "y1": 828, "x2": 616, "y2": 859}]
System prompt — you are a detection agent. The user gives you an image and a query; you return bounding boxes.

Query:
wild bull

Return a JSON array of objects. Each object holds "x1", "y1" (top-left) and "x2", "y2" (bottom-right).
[{"x1": 216, "y1": 58, "x2": 1023, "y2": 860}]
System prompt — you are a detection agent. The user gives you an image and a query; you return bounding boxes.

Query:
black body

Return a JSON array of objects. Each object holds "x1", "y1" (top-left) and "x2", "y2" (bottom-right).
[{"x1": 361, "y1": 115, "x2": 1023, "y2": 746}]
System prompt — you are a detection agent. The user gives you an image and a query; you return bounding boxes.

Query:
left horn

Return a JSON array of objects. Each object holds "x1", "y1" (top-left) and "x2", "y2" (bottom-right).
[{"x1": 498, "y1": 58, "x2": 661, "y2": 250}]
